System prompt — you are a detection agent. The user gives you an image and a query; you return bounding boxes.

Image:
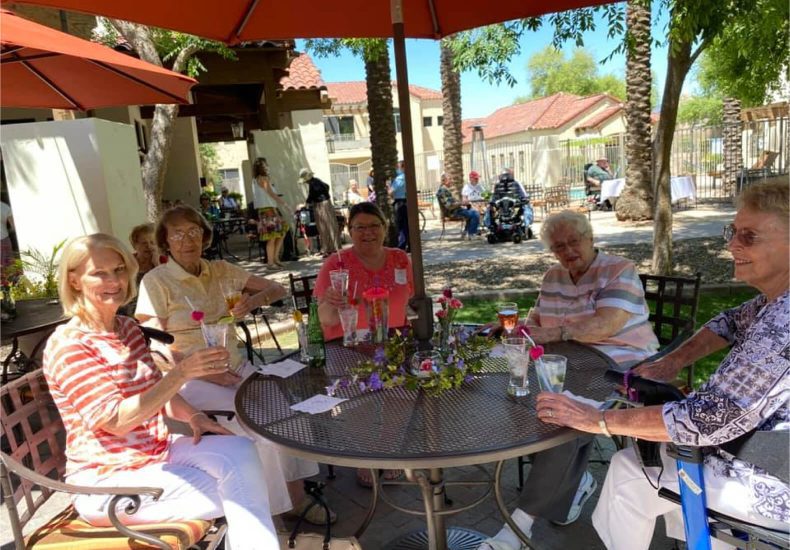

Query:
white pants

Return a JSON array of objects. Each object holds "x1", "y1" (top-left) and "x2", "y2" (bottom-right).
[
  {"x1": 592, "y1": 446, "x2": 788, "y2": 550},
  {"x1": 70, "y1": 435, "x2": 279, "y2": 550},
  {"x1": 180, "y1": 362, "x2": 319, "y2": 515}
]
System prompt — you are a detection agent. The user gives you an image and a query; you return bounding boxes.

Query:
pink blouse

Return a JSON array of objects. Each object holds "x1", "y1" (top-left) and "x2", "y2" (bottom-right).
[{"x1": 314, "y1": 248, "x2": 414, "y2": 340}]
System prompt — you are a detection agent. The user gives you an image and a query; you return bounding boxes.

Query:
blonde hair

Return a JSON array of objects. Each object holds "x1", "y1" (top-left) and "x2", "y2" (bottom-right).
[
  {"x1": 540, "y1": 210, "x2": 593, "y2": 247},
  {"x1": 58, "y1": 233, "x2": 139, "y2": 319},
  {"x1": 737, "y1": 180, "x2": 789, "y2": 227}
]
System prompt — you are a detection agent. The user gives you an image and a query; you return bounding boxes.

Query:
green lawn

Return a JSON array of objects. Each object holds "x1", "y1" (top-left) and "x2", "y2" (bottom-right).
[{"x1": 454, "y1": 287, "x2": 758, "y2": 388}]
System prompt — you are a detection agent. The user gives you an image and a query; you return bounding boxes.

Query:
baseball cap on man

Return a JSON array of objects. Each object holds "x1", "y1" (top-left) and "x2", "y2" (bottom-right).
[
  {"x1": 299, "y1": 168, "x2": 313, "y2": 181},
  {"x1": 469, "y1": 170, "x2": 480, "y2": 179}
]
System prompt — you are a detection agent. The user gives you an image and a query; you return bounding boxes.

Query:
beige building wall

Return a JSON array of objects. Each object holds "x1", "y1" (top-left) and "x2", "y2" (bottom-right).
[
  {"x1": 420, "y1": 100, "x2": 444, "y2": 152},
  {"x1": 214, "y1": 140, "x2": 249, "y2": 201},
  {"x1": 0, "y1": 118, "x2": 146, "y2": 258},
  {"x1": 162, "y1": 117, "x2": 202, "y2": 207}
]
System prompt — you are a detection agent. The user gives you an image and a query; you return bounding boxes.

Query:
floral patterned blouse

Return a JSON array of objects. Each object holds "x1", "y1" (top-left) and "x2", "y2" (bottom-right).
[{"x1": 663, "y1": 290, "x2": 789, "y2": 523}]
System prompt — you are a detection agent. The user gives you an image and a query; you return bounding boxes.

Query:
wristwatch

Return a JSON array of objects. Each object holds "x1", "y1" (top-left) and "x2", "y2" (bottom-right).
[{"x1": 560, "y1": 326, "x2": 571, "y2": 341}]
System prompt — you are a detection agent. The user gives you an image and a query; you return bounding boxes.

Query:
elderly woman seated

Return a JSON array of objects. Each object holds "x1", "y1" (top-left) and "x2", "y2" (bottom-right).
[
  {"x1": 534, "y1": 181, "x2": 789, "y2": 550},
  {"x1": 135, "y1": 205, "x2": 334, "y2": 524},
  {"x1": 479, "y1": 210, "x2": 659, "y2": 549},
  {"x1": 44, "y1": 234, "x2": 277, "y2": 549}
]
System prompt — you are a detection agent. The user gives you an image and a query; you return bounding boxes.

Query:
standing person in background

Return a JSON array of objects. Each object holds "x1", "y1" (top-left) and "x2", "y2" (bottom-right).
[
  {"x1": 365, "y1": 169, "x2": 376, "y2": 202},
  {"x1": 1, "y1": 199, "x2": 14, "y2": 273},
  {"x1": 300, "y1": 168, "x2": 339, "y2": 256},
  {"x1": 390, "y1": 160, "x2": 409, "y2": 251},
  {"x1": 219, "y1": 187, "x2": 238, "y2": 211},
  {"x1": 253, "y1": 158, "x2": 289, "y2": 269}
]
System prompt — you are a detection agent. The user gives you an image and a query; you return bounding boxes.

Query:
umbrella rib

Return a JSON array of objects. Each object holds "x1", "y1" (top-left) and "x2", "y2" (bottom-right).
[
  {"x1": 88, "y1": 59, "x2": 188, "y2": 104},
  {"x1": 2, "y1": 51, "x2": 61, "y2": 64},
  {"x1": 229, "y1": 0, "x2": 261, "y2": 43},
  {"x1": 0, "y1": 45, "x2": 24, "y2": 57},
  {"x1": 426, "y1": 0, "x2": 441, "y2": 36},
  {"x1": 21, "y1": 59, "x2": 82, "y2": 110}
]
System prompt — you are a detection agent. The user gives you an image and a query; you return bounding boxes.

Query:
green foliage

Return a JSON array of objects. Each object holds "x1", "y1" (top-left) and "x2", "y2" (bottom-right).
[
  {"x1": 199, "y1": 143, "x2": 222, "y2": 187},
  {"x1": 524, "y1": 47, "x2": 626, "y2": 100},
  {"x1": 18, "y1": 240, "x2": 66, "y2": 299},
  {"x1": 695, "y1": 0, "x2": 789, "y2": 106},
  {"x1": 677, "y1": 95, "x2": 723, "y2": 125},
  {"x1": 447, "y1": 22, "x2": 525, "y2": 86},
  {"x1": 304, "y1": 38, "x2": 388, "y2": 63}
]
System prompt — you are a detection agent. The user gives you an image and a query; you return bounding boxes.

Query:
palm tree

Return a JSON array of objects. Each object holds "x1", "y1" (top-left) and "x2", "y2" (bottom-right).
[
  {"x1": 615, "y1": 0, "x2": 653, "y2": 222},
  {"x1": 440, "y1": 40, "x2": 463, "y2": 195}
]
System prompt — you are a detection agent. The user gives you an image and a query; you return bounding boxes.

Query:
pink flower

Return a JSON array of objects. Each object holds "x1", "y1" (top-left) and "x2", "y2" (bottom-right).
[
  {"x1": 436, "y1": 309, "x2": 447, "y2": 319},
  {"x1": 420, "y1": 359, "x2": 433, "y2": 371},
  {"x1": 191, "y1": 310, "x2": 205, "y2": 322},
  {"x1": 437, "y1": 296, "x2": 447, "y2": 305},
  {"x1": 529, "y1": 345, "x2": 545, "y2": 361},
  {"x1": 449, "y1": 298, "x2": 463, "y2": 309},
  {"x1": 516, "y1": 325, "x2": 531, "y2": 337},
  {"x1": 442, "y1": 287, "x2": 453, "y2": 298}
]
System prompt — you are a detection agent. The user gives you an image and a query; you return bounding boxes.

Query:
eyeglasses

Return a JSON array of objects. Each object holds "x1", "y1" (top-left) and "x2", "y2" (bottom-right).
[
  {"x1": 723, "y1": 224, "x2": 763, "y2": 247},
  {"x1": 351, "y1": 223, "x2": 383, "y2": 233},
  {"x1": 169, "y1": 227, "x2": 203, "y2": 242},
  {"x1": 550, "y1": 237, "x2": 584, "y2": 254}
]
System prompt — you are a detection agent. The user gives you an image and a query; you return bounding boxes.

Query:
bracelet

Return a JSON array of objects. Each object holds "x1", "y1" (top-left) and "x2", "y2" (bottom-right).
[
  {"x1": 189, "y1": 411, "x2": 207, "y2": 423},
  {"x1": 599, "y1": 410, "x2": 613, "y2": 438},
  {"x1": 560, "y1": 326, "x2": 571, "y2": 341}
]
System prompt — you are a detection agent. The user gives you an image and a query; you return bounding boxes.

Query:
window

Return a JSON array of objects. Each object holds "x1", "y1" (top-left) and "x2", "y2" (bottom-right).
[
  {"x1": 437, "y1": 116, "x2": 444, "y2": 126},
  {"x1": 393, "y1": 109, "x2": 402, "y2": 133},
  {"x1": 219, "y1": 168, "x2": 240, "y2": 185},
  {"x1": 423, "y1": 116, "x2": 432, "y2": 127},
  {"x1": 324, "y1": 116, "x2": 355, "y2": 137}
]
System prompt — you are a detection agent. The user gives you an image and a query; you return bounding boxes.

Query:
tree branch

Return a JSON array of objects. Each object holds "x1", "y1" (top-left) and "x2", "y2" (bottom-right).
[
  {"x1": 688, "y1": 34, "x2": 714, "y2": 67},
  {"x1": 109, "y1": 19, "x2": 162, "y2": 67}
]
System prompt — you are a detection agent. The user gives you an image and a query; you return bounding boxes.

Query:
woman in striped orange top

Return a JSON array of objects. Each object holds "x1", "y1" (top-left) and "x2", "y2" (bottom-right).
[{"x1": 43, "y1": 233, "x2": 277, "y2": 550}]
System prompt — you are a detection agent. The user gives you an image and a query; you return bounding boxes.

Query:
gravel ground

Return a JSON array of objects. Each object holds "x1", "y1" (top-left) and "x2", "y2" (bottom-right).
[{"x1": 423, "y1": 236, "x2": 735, "y2": 295}]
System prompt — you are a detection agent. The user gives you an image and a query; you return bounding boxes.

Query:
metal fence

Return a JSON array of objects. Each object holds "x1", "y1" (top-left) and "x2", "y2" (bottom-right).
[{"x1": 329, "y1": 160, "x2": 371, "y2": 202}]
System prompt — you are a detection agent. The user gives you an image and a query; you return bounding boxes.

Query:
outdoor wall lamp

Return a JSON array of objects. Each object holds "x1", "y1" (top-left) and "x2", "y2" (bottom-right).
[{"x1": 230, "y1": 120, "x2": 244, "y2": 139}]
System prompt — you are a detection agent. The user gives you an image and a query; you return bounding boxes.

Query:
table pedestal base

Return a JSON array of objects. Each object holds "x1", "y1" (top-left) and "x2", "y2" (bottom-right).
[{"x1": 383, "y1": 528, "x2": 486, "y2": 550}]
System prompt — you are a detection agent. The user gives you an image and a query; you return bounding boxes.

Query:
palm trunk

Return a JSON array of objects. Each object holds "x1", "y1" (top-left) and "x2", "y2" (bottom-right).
[
  {"x1": 616, "y1": 0, "x2": 653, "y2": 221},
  {"x1": 364, "y1": 42, "x2": 398, "y2": 246},
  {"x1": 440, "y1": 40, "x2": 463, "y2": 195},
  {"x1": 722, "y1": 98, "x2": 742, "y2": 200}
]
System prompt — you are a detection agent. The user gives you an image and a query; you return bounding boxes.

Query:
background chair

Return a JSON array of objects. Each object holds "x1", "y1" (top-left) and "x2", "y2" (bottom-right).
[
  {"x1": 236, "y1": 306, "x2": 283, "y2": 364},
  {"x1": 639, "y1": 272, "x2": 702, "y2": 388},
  {"x1": 438, "y1": 203, "x2": 468, "y2": 240},
  {"x1": 289, "y1": 273, "x2": 318, "y2": 314},
  {"x1": 0, "y1": 370, "x2": 226, "y2": 550}
]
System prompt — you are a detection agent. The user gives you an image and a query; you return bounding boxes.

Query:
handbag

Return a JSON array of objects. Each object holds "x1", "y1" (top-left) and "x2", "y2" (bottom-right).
[{"x1": 278, "y1": 481, "x2": 363, "y2": 550}]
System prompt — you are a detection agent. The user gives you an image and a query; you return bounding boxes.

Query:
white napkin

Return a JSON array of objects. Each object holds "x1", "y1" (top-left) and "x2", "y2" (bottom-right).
[
  {"x1": 290, "y1": 394, "x2": 348, "y2": 414},
  {"x1": 561, "y1": 390, "x2": 607, "y2": 410},
  {"x1": 257, "y1": 358, "x2": 306, "y2": 378}
]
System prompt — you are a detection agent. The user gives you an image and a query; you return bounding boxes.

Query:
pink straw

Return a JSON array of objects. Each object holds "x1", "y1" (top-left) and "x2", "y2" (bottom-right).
[
  {"x1": 336, "y1": 249, "x2": 343, "y2": 267},
  {"x1": 353, "y1": 281, "x2": 358, "y2": 299}
]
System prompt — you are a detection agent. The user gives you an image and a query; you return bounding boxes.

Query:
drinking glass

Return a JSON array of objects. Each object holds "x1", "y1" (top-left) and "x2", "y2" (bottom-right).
[
  {"x1": 536, "y1": 354, "x2": 567, "y2": 393},
  {"x1": 220, "y1": 279, "x2": 244, "y2": 314},
  {"x1": 338, "y1": 306, "x2": 358, "y2": 347},
  {"x1": 502, "y1": 337, "x2": 529, "y2": 397},
  {"x1": 410, "y1": 350, "x2": 442, "y2": 378},
  {"x1": 497, "y1": 302, "x2": 519, "y2": 336},
  {"x1": 295, "y1": 322, "x2": 310, "y2": 362},
  {"x1": 329, "y1": 269, "x2": 349, "y2": 302},
  {"x1": 200, "y1": 323, "x2": 229, "y2": 370}
]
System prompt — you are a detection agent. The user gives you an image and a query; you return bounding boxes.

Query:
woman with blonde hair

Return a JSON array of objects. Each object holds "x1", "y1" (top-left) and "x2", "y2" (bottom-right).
[{"x1": 44, "y1": 233, "x2": 277, "y2": 549}]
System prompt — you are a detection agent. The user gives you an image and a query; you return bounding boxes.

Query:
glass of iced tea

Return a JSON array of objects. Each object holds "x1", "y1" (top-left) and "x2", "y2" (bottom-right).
[
  {"x1": 220, "y1": 279, "x2": 244, "y2": 315},
  {"x1": 497, "y1": 302, "x2": 519, "y2": 336}
]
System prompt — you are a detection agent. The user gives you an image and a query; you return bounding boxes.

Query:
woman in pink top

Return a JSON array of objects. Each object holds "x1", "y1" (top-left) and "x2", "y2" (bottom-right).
[{"x1": 315, "y1": 202, "x2": 414, "y2": 341}]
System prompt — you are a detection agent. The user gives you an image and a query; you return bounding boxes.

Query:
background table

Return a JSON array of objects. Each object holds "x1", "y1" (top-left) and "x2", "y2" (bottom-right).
[
  {"x1": 236, "y1": 340, "x2": 617, "y2": 549},
  {"x1": 601, "y1": 175, "x2": 696, "y2": 204},
  {"x1": 1, "y1": 298, "x2": 67, "y2": 383}
]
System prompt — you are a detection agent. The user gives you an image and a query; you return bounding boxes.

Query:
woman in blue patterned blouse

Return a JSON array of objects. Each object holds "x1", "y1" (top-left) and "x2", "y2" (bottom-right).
[{"x1": 512, "y1": 180, "x2": 788, "y2": 550}]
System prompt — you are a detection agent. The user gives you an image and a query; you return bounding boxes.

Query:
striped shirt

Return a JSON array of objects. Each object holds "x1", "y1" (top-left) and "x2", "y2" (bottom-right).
[
  {"x1": 43, "y1": 315, "x2": 169, "y2": 478},
  {"x1": 536, "y1": 251, "x2": 658, "y2": 369}
]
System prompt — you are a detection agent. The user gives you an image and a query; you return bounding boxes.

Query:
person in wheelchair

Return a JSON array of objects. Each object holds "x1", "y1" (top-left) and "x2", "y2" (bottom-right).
[
  {"x1": 486, "y1": 171, "x2": 532, "y2": 243},
  {"x1": 533, "y1": 180, "x2": 789, "y2": 550}
]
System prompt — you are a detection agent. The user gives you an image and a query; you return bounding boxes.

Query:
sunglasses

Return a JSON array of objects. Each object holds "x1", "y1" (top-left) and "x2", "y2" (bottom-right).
[{"x1": 722, "y1": 224, "x2": 762, "y2": 247}]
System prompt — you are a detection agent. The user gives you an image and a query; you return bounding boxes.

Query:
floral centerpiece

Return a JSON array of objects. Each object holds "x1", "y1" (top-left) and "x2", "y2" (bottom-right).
[{"x1": 434, "y1": 286, "x2": 463, "y2": 352}]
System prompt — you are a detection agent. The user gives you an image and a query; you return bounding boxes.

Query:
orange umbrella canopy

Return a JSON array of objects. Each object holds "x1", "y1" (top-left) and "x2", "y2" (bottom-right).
[
  {"x1": 9, "y1": 0, "x2": 612, "y2": 43},
  {"x1": 0, "y1": 9, "x2": 196, "y2": 110}
]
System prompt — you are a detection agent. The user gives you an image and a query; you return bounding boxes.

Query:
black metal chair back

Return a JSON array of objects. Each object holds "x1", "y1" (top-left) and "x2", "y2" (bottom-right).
[{"x1": 289, "y1": 273, "x2": 318, "y2": 315}]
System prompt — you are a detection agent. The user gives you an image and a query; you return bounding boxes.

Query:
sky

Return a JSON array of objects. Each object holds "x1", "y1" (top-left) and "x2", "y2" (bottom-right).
[{"x1": 296, "y1": 13, "x2": 679, "y2": 120}]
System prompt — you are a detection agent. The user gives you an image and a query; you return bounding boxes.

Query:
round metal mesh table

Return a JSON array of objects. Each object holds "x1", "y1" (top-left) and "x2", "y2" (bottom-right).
[{"x1": 236, "y1": 340, "x2": 617, "y2": 468}]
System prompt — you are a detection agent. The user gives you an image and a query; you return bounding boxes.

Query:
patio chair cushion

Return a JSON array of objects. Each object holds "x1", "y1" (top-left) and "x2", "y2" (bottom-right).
[{"x1": 25, "y1": 505, "x2": 212, "y2": 550}]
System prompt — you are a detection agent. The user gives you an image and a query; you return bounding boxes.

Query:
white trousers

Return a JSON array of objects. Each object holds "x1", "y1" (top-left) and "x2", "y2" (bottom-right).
[
  {"x1": 180, "y1": 362, "x2": 319, "y2": 515},
  {"x1": 70, "y1": 435, "x2": 279, "y2": 550},
  {"x1": 592, "y1": 446, "x2": 788, "y2": 550}
]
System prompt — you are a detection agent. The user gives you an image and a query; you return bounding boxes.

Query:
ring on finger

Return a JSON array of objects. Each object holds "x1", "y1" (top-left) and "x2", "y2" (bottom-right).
[{"x1": 547, "y1": 409, "x2": 553, "y2": 418}]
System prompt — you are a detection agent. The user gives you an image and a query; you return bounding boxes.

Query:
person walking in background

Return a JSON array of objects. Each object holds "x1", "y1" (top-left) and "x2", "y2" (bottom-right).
[
  {"x1": 390, "y1": 160, "x2": 409, "y2": 251},
  {"x1": 300, "y1": 168, "x2": 339, "y2": 256},
  {"x1": 253, "y1": 158, "x2": 289, "y2": 269}
]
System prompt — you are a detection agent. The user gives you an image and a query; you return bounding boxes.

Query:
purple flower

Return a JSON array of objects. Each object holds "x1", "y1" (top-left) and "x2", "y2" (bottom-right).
[
  {"x1": 326, "y1": 379, "x2": 341, "y2": 397},
  {"x1": 373, "y1": 347, "x2": 387, "y2": 366},
  {"x1": 464, "y1": 375, "x2": 474, "y2": 383},
  {"x1": 359, "y1": 381, "x2": 367, "y2": 392},
  {"x1": 458, "y1": 330, "x2": 470, "y2": 345},
  {"x1": 456, "y1": 358, "x2": 465, "y2": 370},
  {"x1": 369, "y1": 372, "x2": 383, "y2": 391},
  {"x1": 339, "y1": 378, "x2": 351, "y2": 389}
]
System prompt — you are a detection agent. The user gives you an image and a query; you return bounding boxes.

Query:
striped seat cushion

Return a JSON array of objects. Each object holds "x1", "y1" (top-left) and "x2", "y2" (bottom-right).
[{"x1": 25, "y1": 505, "x2": 212, "y2": 549}]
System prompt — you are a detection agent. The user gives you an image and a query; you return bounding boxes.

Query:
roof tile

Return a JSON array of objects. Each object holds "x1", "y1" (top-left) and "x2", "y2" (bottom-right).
[
  {"x1": 279, "y1": 53, "x2": 325, "y2": 90},
  {"x1": 325, "y1": 81, "x2": 442, "y2": 105}
]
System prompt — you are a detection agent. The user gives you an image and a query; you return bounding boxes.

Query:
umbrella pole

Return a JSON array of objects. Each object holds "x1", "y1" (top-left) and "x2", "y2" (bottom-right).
[{"x1": 392, "y1": 1, "x2": 433, "y2": 347}]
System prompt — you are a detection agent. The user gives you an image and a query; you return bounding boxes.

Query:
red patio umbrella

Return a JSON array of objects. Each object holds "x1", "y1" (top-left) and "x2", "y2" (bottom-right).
[
  {"x1": 11, "y1": 0, "x2": 610, "y2": 343},
  {"x1": 0, "y1": 9, "x2": 196, "y2": 110}
]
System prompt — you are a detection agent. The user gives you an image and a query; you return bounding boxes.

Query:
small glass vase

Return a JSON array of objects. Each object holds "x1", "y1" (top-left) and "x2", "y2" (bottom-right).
[{"x1": 434, "y1": 322, "x2": 456, "y2": 355}]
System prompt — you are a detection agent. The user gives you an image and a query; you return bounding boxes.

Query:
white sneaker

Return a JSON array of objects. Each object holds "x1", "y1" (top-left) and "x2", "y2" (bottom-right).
[
  {"x1": 477, "y1": 508, "x2": 532, "y2": 550},
  {"x1": 552, "y1": 471, "x2": 597, "y2": 526}
]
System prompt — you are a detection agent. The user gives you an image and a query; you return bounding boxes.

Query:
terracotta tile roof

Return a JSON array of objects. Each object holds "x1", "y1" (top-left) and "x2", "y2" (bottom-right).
[
  {"x1": 462, "y1": 92, "x2": 619, "y2": 143},
  {"x1": 279, "y1": 53, "x2": 325, "y2": 91},
  {"x1": 325, "y1": 81, "x2": 442, "y2": 105},
  {"x1": 575, "y1": 105, "x2": 623, "y2": 131}
]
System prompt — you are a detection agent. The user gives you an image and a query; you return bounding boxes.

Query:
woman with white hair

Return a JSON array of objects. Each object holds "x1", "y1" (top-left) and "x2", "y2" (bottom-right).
[
  {"x1": 479, "y1": 209, "x2": 658, "y2": 549},
  {"x1": 43, "y1": 233, "x2": 277, "y2": 549}
]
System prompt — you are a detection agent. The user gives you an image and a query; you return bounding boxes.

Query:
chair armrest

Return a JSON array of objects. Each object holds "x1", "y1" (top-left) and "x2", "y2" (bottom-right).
[{"x1": 1, "y1": 452, "x2": 163, "y2": 500}]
